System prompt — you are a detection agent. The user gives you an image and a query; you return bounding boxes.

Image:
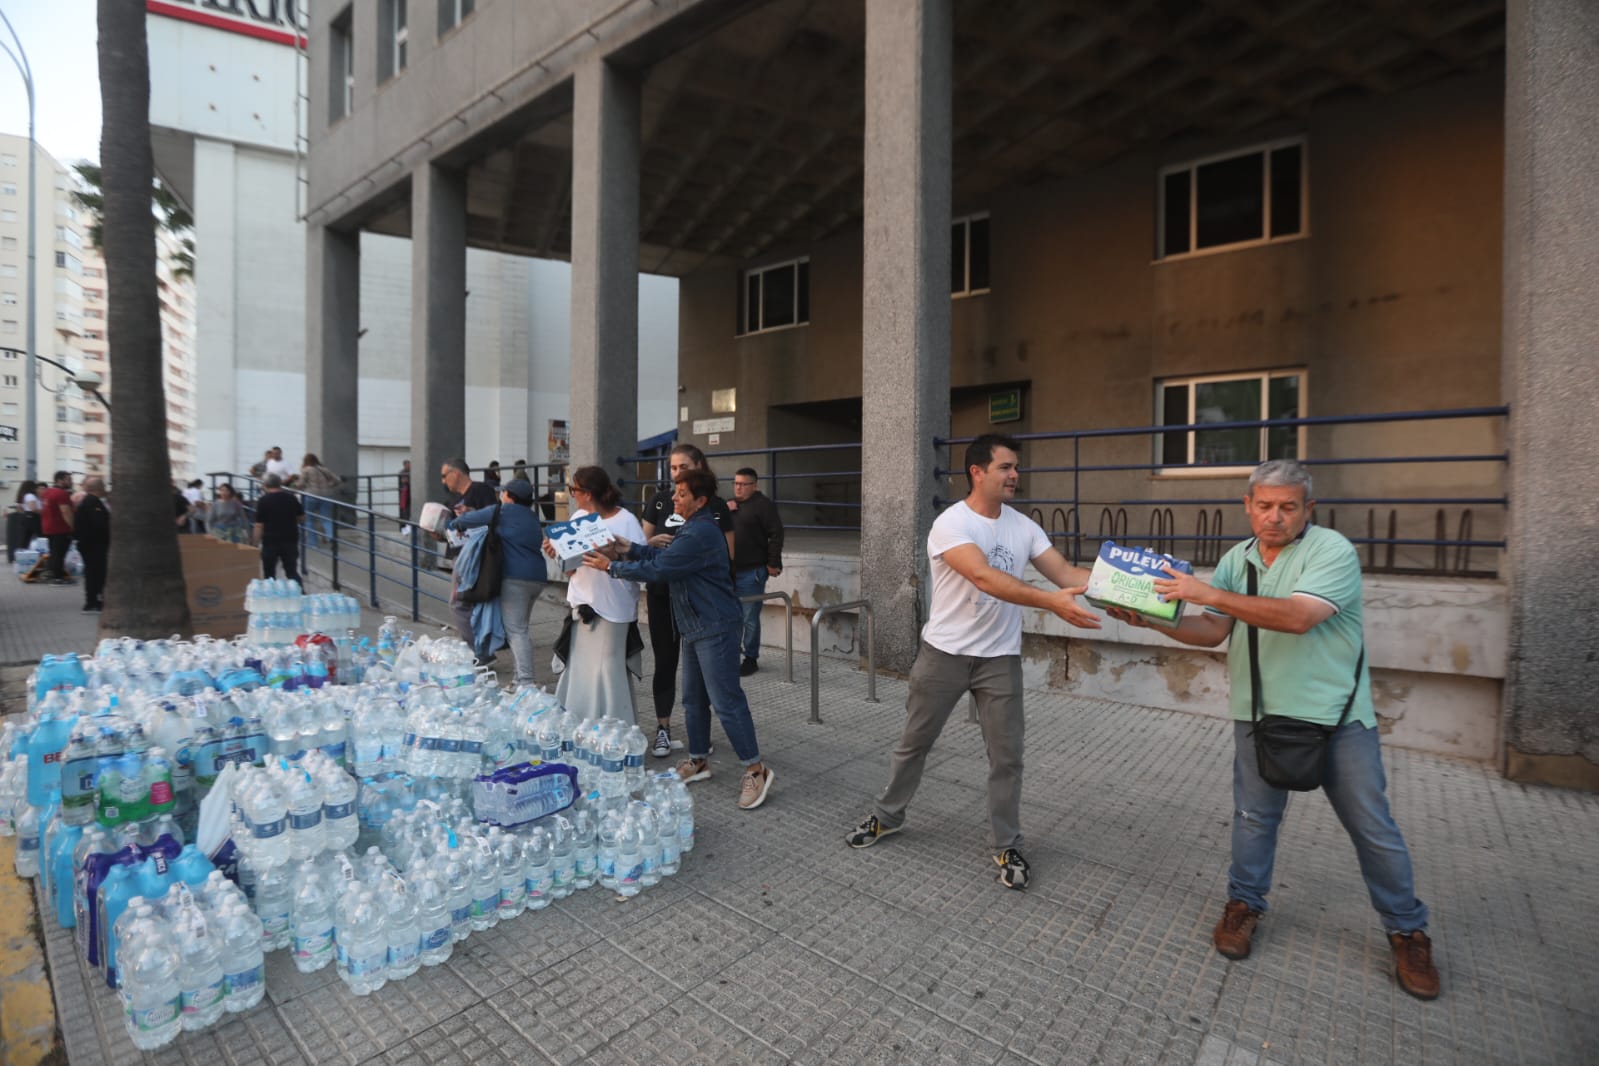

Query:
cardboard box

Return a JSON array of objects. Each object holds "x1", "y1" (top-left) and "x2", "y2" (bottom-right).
[
  {"x1": 543, "y1": 512, "x2": 616, "y2": 572},
  {"x1": 1084, "y1": 541, "x2": 1193, "y2": 629},
  {"x1": 180, "y1": 537, "x2": 260, "y2": 637}
]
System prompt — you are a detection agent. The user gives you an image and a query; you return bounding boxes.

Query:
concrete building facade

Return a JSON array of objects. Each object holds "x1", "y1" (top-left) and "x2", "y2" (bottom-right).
[
  {"x1": 303, "y1": 0, "x2": 1598, "y2": 788},
  {"x1": 144, "y1": 0, "x2": 679, "y2": 499}
]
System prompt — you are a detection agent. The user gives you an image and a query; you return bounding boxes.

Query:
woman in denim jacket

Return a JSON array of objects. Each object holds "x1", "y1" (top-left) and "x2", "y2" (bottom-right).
[{"x1": 584, "y1": 466, "x2": 774, "y2": 811}]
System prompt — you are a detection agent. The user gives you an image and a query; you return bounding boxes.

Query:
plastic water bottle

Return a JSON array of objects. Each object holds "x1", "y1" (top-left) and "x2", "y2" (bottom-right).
[
  {"x1": 218, "y1": 902, "x2": 266, "y2": 1012},
  {"x1": 244, "y1": 774, "x2": 290, "y2": 868},
  {"x1": 632, "y1": 804, "x2": 662, "y2": 888},
  {"x1": 60, "y1": 730, "x2": 100, "y2": 826},
  {"x1": 596, "y1": 811, "x2": 621, "y2": 892},
  {"x1": 286, "y1": 768, "x2": 325, "y2": 861},
  {"x1": 144, "y1": 746, "x2": 176, "y2": 817},
  {"x1": 656, "y1": 798, "x2": 682, "y2": 877},
  {"x1": 668, "y1": 773, "x2": 695, "y2": 853},
  {"x1": 99, "y1": 863, "x2": 142, "y2": 988},
  {"x1": 494, "y1": 834, "x2": 526, "y2": 920},
  {"x1": 253, "y1": 861, "x2": 293, "y2": 951},
  {"x1": 321, "y1": 767, "x2": 359, "y2": 851},
  {"x1": 173, "y1": 890, "x2": 226, "y2": 1031},
  {"x1": 382, "y1": 874, "x2": 421, "y2": 980},
  {"x1": 290, "y1": 869, "x2": 335, "y2": 973},
  {"x1": 570, "y1": 807, "x2": 598, "y2": 890},
  {"x1": 615, "y1": 817, "x2": 643, "y2": 898},
  {"x1": 598, "y1": 729, "x2": 627, "y2": 802},
  {"x1": 118, "y1": 905, "x2": 182, "y2": 1050},
  {"x1": 414, "y1": 871, "x2": 453, "y2": 966},
  {"x1": 523, "y1": 827, "x2": 553, "y2": 911},
  {"x1": 467, "y1": 838, "x2": 499, "y2": 932},
  {"x1": 548, "y1": 815, "x2": 575, "y2": 900},
  {"x1": 624, "y1": 725, "x2": 649, "y2": 795},
  {"x1": 337, "y1": 890, "x2": 389, "y2": 996},
  {"x1": 13, "y1": 802, "x2": 40, "y2": 878},
  {"x1": 438, "y1": 847, "x2": 472, "y2": 944}
]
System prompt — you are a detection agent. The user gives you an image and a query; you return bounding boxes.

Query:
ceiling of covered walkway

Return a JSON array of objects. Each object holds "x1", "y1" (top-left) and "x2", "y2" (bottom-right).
[{"x1": 363, "y1": 0, "x2": 1505, "y2": 276}]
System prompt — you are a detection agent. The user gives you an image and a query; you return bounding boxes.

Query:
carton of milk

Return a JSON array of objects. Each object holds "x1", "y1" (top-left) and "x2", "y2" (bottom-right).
[
  {"x1": 1084, "y1": 541, "x2": 1193, "y2": 629},
  {"x1": 544, "y1": 512, "x2": 617, "y2": 572}
]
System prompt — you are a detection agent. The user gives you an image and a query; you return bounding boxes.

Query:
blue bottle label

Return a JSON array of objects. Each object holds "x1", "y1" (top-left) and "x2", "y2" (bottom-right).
[
  {"x1": 347, "y1": 950, "x2": 386, "y2": 976},
  {"x1": 289, "y1": 809, "x2": 322, "y2": 831},
  {"x1": 388, "y1": 940, "x2": 419, "y2": 965},
  {"x1": 624, "y1": 754, "x2": 644, "y2": 769},
  {"x1": 127, "y1": 998, "x2": 180, "y2": 1033},
  {"x1": 293, "y1": 927, "x2": 333, "y2": 960},
  {"x1": 440, "y1": 737, "x2": 462, "y2": 754},
  {"x1": 323, "y1": 801, "x2": 354, "y2": 821},
  {"x1": 422, "y1": 926, "x2": 451, "y2": 951},
  {"x1": 472, "y1": 895, "x2": 498, "y2": 917},
  {"x1": 451, "y1": 904, "x2": 472, "y2": 926},
  {"x1": 601, "y1": 756, "x2": 623, "y2": 773},
  {"x1": 181, "y1": 978, "x2": 225, "y2": 1015},
  {"x1": 461, "y1": 740, "x2": 483, "y2": 755},
  {"x1": 224, "y1": 965, "x2": 263, "y2": 994},
  {"x1": 252, "y1": 816, "x2": 287, "y2": 840},
  {"x1": 320, "y1": 741, "x2": 347, "y2": 763}
]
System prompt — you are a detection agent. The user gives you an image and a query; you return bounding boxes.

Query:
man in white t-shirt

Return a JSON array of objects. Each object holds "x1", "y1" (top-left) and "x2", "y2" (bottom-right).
[
  {"x1": 845, "y1": 434, "x2": 1101, "y2": 889},
  {"x1": 263, "y1": 447, "x2": 292, "y2": 482}
]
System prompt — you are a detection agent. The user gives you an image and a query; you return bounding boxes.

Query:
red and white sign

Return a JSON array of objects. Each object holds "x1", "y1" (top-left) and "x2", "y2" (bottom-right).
[{"x1": 147, "y1": 0, "x2": 305, "y2": 48}]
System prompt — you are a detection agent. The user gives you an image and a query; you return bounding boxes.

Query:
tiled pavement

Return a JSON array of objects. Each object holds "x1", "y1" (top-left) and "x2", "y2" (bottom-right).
[{"x1": 4, "y1": 559, "x2": 1598, "y2": 1064}]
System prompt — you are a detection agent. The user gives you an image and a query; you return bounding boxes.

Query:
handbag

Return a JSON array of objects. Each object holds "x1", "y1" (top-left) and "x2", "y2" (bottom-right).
[
  {"x1": 457, "y1": 504, "x2": 504, "y2": 604},
  {"x1": 1244, "y1": 564, "x2": 1365, "y2": 792}
]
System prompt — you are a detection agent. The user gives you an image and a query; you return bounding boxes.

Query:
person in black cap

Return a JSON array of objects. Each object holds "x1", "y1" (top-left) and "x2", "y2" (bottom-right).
[{"x1": 449, "y1": 478, "x2": 548, "y2": 687}]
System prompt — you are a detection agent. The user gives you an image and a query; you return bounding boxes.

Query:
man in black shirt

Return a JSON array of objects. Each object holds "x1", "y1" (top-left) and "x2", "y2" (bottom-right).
[
  {"x1": 439, "y1": 456, "x2": 498, "y2": 655},
  {"x1": 253, "y1": 474, "x2": 305, "y2": 580},
  {"x1": 730, "y1": 468, "x2": 784, "y2": 675},
  {"x1": 641, "y1": 443, "x2": 734, "y2": 757},
  {"x1": 75, "y1": 477, "x2": 112, "y2": 613}
]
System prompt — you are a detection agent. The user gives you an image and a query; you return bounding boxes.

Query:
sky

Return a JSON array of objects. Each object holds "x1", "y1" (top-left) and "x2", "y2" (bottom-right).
[{"x1": 0, "y1": 0, "x2": 104, "y2": 167}]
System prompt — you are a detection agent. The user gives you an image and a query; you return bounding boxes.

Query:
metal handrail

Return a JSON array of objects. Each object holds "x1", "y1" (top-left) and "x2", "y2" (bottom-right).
[
  {"x1": 809, "y1": 599, "x2": 879, "y2": 724},
  {"x1": 616, "y1": 441, "x2": 864, "y2": 533},
  {"x1": 739, "y1": 590, "x2": 794, "y2": 684}
]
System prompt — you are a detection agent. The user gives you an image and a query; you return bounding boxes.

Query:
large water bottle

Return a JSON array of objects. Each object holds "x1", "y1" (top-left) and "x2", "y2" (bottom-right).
[
  {"x1": 382, "y1": 873, "x2": 422, "y2": 980},
  {"x1": 143, "y1": 746, "x2": 176, "y2": 817},
  {"x1": 631, "y1": 804, "x2": 662, "y2": 888},
  {"x1": 656, "y1": 796, "x2": 682, "y2": 878},
  {"x1": 60, "y1": 729, "x2": 99, "y2": 826},
  {"x1": 494, "y1": 834, "x2": 526, "y2": 920},
  {"x1": 534, "y1": 713, "x2": 563, "y2": 766},
  {"x1": 377, "y1": 617, "x2": 400, "y2": 665},
  {"x1": 172, "y1": 889, "x2": 226, "y2": 1031},
  {"x1": 285, "y1": 768, "x2": 325, "y2": 861},
  {"x1": 437, "y1": 846, "x2": 473, "y2": 944},
  {"x1": 118, "y1": 904, "x2": 182, "y2": 1050},
  {"x1": 523, "y1": 826, "x2": 553, "y2": 911},
  {"x1": 467, "y1": 838, "x2": 499, "y2": 932},
  {"x1": 26, "y1": 689, "x2": 76, "y2": 806},
  {"x1": 253, "y1": 861, "x2": 293, "y2": 951},
  {"x1": 547, "y1": 815, "x2": 575, "y2": 900},
  {"x1": 350, "y1": 697, "x2": 383, "y2": 777},
  {"x1": 243, "y1": 772, "x2": 290, "y2": 868},
  {"x1": 99, "y1": 862, "x2": 142, "y2": 988},
  {"x1": 615, "y1": 817, "x2": 643, "y2": 899},
  {"x1": 413, "y1": 870, "x2": 453, "y2": 967},
  {"x1": 321, "y1": 766, "x2": 359, "y2": 852},
  {"x1": 668, "y1": 773, "x2": 696, "y2": 854},
  {"x1": 317, "y1": 699, "x2": 346, "y2": 764},
  {"x1": 290, "y1": 869, "x2": 335, "y2": 973},
  {"x1": 217, "y1": 902, "x2": 266, "y2": 1012},
  {"x1": 336, "y1": 890, "x2": 388, "y2": 996},
  {"x1": 598, "y1": 729, "x2": 627, "y2": 802},
  {"x1": 49, "y1": 819, "x2": 84, "y2": 928}
]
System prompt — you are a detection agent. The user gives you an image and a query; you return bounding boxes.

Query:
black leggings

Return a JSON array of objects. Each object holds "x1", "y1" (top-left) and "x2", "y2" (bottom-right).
[{"x1": 646, "y1": 584, "x2": 679, "y2": 721}]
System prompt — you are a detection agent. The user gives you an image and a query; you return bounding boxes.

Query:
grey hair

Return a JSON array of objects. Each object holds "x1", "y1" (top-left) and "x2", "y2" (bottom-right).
[
  {"x1": 263, "y1": 474, "x2": 283, "y2": 489},
  {"x1": 1248, "y1": 459, "x2": 1312, "y2": 497}
]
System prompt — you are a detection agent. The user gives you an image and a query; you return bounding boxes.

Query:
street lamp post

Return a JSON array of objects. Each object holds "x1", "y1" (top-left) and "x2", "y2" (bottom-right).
[{"x1": 0, "y1": 5, "x2": 37, "y2": 482}]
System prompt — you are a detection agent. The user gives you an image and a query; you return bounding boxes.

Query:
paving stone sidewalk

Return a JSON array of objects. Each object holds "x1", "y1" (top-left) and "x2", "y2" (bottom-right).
[{"x1": 4, "y1": 563, "x2": 1597, "y2": 1065}]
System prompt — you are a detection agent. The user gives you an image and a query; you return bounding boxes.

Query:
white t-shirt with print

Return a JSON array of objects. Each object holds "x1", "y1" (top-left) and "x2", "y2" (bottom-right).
[
  {"x1": 564, "y1": 507, "x2": 646, "y2": 623},
  {"x1": 921, "y1": 500, "x2": 1052, "y2": 658}
]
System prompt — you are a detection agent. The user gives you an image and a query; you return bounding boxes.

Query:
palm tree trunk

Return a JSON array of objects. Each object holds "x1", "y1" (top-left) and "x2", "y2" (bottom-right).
[{"x1": 97, "y1": 0, "x2": 190, "y2": 637}]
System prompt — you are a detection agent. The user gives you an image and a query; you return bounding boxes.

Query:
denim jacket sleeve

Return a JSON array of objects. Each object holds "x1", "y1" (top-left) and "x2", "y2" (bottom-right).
[
  {"x1": 448, "y1": 503, "x2": 497, "y2": 532},
  {"x1": 610, "y1": 518, "x2": 714, "y2": 584}
]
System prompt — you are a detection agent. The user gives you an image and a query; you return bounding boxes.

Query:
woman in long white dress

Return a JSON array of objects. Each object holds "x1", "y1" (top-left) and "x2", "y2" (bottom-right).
[{"x1": 547, "y1": 466, "x2": 646, "y2": 719}]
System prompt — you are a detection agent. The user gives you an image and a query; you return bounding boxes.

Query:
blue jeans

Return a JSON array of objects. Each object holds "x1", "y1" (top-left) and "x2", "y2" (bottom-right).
[
  {"x1": 1229, "y1": 720, "x2": 1428, "y2": 933},
  {"x1": 304, "y1": 497, "x2": 334, "y2": 549},
  {"x1": 681, "y1": 626, "x2": 762, "y2": 766},
  {"x1": 733, "y1": 567, "x2": 768, "y2": 661}
]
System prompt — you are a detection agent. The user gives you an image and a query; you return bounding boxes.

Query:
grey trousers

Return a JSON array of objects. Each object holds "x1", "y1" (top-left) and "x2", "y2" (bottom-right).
[{"x1": 873, "y1": 645, "x2": 1026, "y2": 850}]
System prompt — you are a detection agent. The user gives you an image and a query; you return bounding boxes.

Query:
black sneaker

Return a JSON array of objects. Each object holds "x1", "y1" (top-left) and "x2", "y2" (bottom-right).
[
  {"x1": 845, "y1": 814, "x2": 901, "y2": 849},
  {"x1": 651, "y1": 726, "x2": 672, "y2": 759},
  {"x1": 739, "y1": 658, "x2": 758, "y2": 677},
  {"x1": 994, "y1": 848, "x2": 1029, "y2": 890}
]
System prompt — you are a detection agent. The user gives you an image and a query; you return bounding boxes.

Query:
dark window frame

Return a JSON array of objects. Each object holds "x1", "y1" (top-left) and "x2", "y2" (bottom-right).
[
  {"x1": 1156, "y1": 138, "x2": 1307, "y2": 260},
  {"x1": 1153, "y1": 367, "x2": 1308, "y2": 474},
  {"x1": 737, "y1": 256, "x2": 811, "y2": 336},
  {"x1": 951, "y1": 212, "x2": 990, "y2": 297}
]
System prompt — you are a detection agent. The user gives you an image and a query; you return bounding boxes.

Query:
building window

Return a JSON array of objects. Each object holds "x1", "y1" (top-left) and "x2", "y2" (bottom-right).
[
  {"x1": 739, "y1": 257, "x2": 809, "y2": 335},
  {"x1": 1, "y1": 237, "x2": 15, "y2": 250},
  {"x1": 0, "y1": 154, "x2": 15, "y2": 167},
  {"x1": 438, "y1": 0, "x2": 474, "y2": 34},
  {"x1": 1, "y1": 183, "x2": 15, "y2": 196},
  {"x1": 3, "y1": 459, "x2": 17, "y2": 471},
  {"x1": 1155, "y1": 368, "x2": 1305, "y2": 470},
  {"x1": 1, "y1": 402, "x2": 15, "y2": 415},
  {"x1": 1, "y1": 210, "x2": 15, "y2": 223},
  {"x1": 1158, "y1": 139, "x2": 1305, "y2": 260},
  {"x1": 3, "y1": 374, "x2": 18, "y2": 387},
  {"x1": 0, "y1": 265, "x2": 14, "y2": 277},
  {"x1": 1, "y1": 293, "x2": 14, "y2": 305},
  {"x1": 1, "y1": 319, "x2": 15, "y2": 335},
  {"x1": 379, "y1": 0, "x2": 408, "y2": 82},
  {"x1": 951, "y1": 213, "x2": 990, "y2": 296},
  {"x1": 330, "y1": 7, "x2": 355, "y2": 122}
]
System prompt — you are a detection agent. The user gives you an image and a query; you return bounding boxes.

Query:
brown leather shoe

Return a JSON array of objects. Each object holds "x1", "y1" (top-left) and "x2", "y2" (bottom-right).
[
  {"x1": 1389, "y1": 930, "x2": 1441, "y2": 1000},
  {"x1": 1212, "y1": 899, "x2": 1260, "y2": 960}
]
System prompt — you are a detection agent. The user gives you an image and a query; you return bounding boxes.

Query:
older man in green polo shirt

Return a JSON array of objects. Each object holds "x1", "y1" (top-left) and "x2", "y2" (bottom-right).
[{"x1": 1110, "y1": 458, "x2": 1439, "y2": 1001}]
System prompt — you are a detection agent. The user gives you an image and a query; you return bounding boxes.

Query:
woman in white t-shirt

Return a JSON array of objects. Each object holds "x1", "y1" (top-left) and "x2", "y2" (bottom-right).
[{"x1": 547, "y1": 465, "x2": 646, "y2": 719}]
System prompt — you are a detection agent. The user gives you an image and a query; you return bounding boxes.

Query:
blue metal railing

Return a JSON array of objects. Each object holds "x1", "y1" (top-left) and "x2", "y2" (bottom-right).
[
  {"x1": 350, "y1": 463, "x2": 567, "y2": 519},
  {"x1": 204, "y1": 471, "x2": 454, "y2": 623},
  {"x1": 936, "y1": 406, "x2": 1508, "y2": 576},
  {"x1": 616, "y1": 441, "x2": 863, "y2": 532}
]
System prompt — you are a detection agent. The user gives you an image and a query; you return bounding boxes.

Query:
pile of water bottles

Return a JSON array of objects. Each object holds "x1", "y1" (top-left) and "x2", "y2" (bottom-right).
[
  {"x1": 244, "y1": 581, "x2": 362, "y2": 647},
  {"x1": 1, "y1": 622, "x2": 699, "y2": 1050}
]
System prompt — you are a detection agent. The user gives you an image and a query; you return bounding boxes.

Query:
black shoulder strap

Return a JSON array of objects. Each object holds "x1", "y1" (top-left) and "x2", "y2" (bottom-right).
[{"x1": 1246, "y1": 561, "x2": 1366, "y2": 729}]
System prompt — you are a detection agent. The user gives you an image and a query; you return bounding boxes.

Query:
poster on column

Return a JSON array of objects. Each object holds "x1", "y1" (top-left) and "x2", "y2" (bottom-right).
[{"x1": 548, "y1": 420, "x2": 569, "y2": 466}]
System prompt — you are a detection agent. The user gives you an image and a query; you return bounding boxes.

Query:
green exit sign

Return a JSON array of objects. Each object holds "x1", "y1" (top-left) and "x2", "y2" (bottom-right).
[{"x1": 989, "y1": 389, "x2": 1022, "y2": 423}]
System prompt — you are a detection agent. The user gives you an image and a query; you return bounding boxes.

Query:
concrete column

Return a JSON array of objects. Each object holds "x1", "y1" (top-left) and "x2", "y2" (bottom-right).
[
  {"x1": 860, "y1": 0, "x2": 953, "y2": 672},
  {"x1": 191, "y1": 138, "x2": 238, "y2": 475},
  {"x1": 305, "y1": 224, "x2": 360, "y2": 498},
  {"x1": 411, "y1": 163, "x2": 468, "y2": 516},
  {"x1": 1501, "y1": 0, "x2": 1599, "y2": 791},
  {"x1": 569, "y1": 57, "x2": 640, "y2": 476}
]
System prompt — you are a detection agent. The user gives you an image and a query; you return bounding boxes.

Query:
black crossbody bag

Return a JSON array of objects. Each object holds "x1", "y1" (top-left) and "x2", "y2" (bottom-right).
[
  {"x1": 457, "y1": 503, "x2": 504, "y2": 604},
  {"x1": 1244, "y1": 565, "x2": 1365, "y2": 792}
]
